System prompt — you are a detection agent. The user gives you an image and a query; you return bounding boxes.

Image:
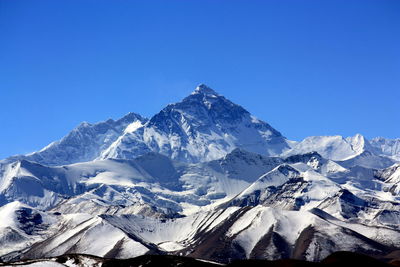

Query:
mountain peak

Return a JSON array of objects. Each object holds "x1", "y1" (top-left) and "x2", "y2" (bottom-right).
[{"x1": 192, "y1": 84, "x2": 219, "y2": 96}]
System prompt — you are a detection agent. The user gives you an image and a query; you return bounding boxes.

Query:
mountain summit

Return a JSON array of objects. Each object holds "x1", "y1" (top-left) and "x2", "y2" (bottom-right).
[
  {"x1": 193, "y1": 83, "x2": 219, "y2": 96},
  {"x1": 100, "y1": 84, "x2": 291, "y2": 162},
  {"x1": 2, "y1": 84, "x2": 290, "y2": 165}
]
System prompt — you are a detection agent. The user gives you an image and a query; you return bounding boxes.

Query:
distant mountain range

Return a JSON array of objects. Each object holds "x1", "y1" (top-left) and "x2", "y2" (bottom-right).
[{"x1": 1, "y1": 84, "x2": 400, "y2": 264}]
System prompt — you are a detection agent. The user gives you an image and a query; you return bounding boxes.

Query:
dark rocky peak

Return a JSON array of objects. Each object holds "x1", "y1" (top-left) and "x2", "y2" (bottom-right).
[
  {"x1": 147, "y1": 84, "x2": 275, "y2": 135},
  {"x1": 224, "y1": 148, "x2": 263, "y2": 160},
  {"x1": 284, "y1": 151, "x2": 323, "y2": 164},
  {"x1": 284, "y1": 152, "x2": 325, "y2": 170},
  {"x1": 274, "y1": 164, "x2": 301, "y2": 177},
  {"x1": 374, "y1": 163, "x2": 400, "y2": 182},
  {"x1": 221, "y1": 148, "x2": 283, "y2": 165},
  {"x1": 16, "y1": 207, "x2": 44, "y2": 235}
]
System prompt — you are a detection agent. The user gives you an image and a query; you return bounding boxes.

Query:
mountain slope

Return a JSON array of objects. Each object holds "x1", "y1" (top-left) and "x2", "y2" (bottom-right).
[
  {"x1": 4, "y1": 113, "x2": 147, "y2": 166},
  {"x1": 1, "y1": 84, "x2": 400, "y2": 264},
  {"x1": 6, "y1": 204, "x2": 400, "y2": 264},
  {"x1": 100, "y1": 84, "x2": 292, "y2": 163},
  {"x1": 283, "y1": 134, "x2": 395, "y2": 169},
  {"x1": 370, "y1": 137, "x2": 400, "y2": 161},
  {"x1": 2, "y1": 85, "x2": 292, "y2": 166},
  {"x1": 0, "y1": 149, "x2": 287, "y2": 215},
  {"x1": 283, "y1": 134, "x2": 372, "y2": 161}
]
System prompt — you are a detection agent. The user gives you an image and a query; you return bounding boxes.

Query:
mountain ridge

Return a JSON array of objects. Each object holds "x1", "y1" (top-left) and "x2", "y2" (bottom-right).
[
  {"x1": 1, "y1": 84, "x2": 400, "y2": 263},
  {"x1": 99, "y1": 84, "x2": 291, "y2": 163},
  {"x1": 2, "y1": 84, "x2": 398, "y2": 166}
]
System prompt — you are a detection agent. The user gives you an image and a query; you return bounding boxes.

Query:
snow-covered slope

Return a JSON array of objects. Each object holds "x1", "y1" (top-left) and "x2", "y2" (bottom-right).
[
  {"x1": 376, "y1": 163, "x2": 400, "y2": 184},
  {"x1": 338, "y1": 150, "x2": 395, "y2": 169},
  {"x1": 0, "y1": 158, "x2": 158, "y2": 209},
  {"x1": 21, "y1": 214, "x2": 151, "y2": 260},
  {"x1": 0, "y1": 149, "x2": 287, "y2": 216},
  {"x1": 370, "y1": 137, "x2": 400, "y2": 161},
  {"x1": 283, "y1": 134, "x2": 372, "y2": 161},
  {"x1": 208, "y1": 206, "x2": 400, "y2": 262},
  {"x1": 375, "y1": 163, "x2": 400, "y2": 195},
  {"x1": 204, "y1": 148, "x2": 283, "y2": 183},
  {"x1": 100, "y1": 85, "x2": 292, "y2": 163},
  {"x1": 0, "y1": 201, "x2": 56, "y2": 258},
  {"x1": 283, "y1": 134, "x2": 395, "y2": 169},
  {"x1": 2, "y1": 147, "x2": 400, "y2": 262},
  {"x1": 226, "y1": 162, "x2": 341, "y2": 211},
  {"x1": 6, "y1": 203, "x2": 400, "y2": 263}
]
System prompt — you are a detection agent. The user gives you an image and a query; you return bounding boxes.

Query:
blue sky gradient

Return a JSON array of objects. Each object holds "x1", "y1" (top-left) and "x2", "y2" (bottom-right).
[{"x1": 0, "y1": 0, "x2": 399, "y2": 158}]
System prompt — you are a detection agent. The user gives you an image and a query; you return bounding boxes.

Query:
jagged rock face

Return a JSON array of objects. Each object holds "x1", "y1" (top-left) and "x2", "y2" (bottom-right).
[
  {"x1": 285, "y1": 151, "x2": 323, "y2": 164},
  {"x1": 375, "y1": 163, "x2": 400, "y2": 183},
  {"x1": 181, "y1": 206, "x2": 400, "y2": 263},
  {"x1": 146, "y1": 85, "x2": 279, "y2": 136},
  {"x1": 374, "y1": 163, "x2": 400, "y2": 195},
  {"x1": 228, "y1": 178, "x2": 310, "y2": 210}
]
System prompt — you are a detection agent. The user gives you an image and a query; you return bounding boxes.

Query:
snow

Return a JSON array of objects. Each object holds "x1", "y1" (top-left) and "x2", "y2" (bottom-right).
[
  {"x1": 284, "y1": 135, "x2": 367, "y2": 161},
  {"x1": 227, "y1": 206, "x2": 319, "y2": 257},
  {"x1": 0, "y1": 161, "x2": 34, "y2": 192},
  {"x1": 380, "y1": 163, "x2": 400, "y2": 183},
  {"x1": 16, "y1": 262, "x2": 65, "y2": 267},
  {"x1": 124, "y1": 120, "x2": 143, "y2": 134},
  {"x1": 1, "y1": 85, "x2": 400, "y2": 262},
  {"x1": 1, "y1": 147, "x2": 284, "y2": 216},
  {"x1": 158, "y1": 241, "x2": 186, "y2": 251},
  {"x1": 299, "y1": 170, "x2": 342, "y2": 210},
  {"x1": 0, "y1": 201, "x2": 23, "y2": 228},
  {"x1": 196, "y1": 259, "x2": 225, "y2": 265},
  {"x1": 237, "y1": 164, "x2": 300, "y2": 198},
  {"x1": 0, "y1": 202, "x2": 59, "y2": 257},
  {"x1": 1, "y1": 256, "x2": 101, "y2": 267},
  {"x1": 320, "y1": 160, "x2": 348, "y2": 175},
  {"x1": 64, "y1": 257, "x2": 100, "y2": 267},
  {"x1": 73, "y1": 220, "x2": 148, "y2": 257},
  {"x1": 370, "y1": 137, "x2": 400, "y2": 160},
  {"x1": 6, "y1": 113, "x2": 147, "y2": 166},
  {"x1": 28, "y1": 214, "x2": 150, "y2": 259},
  {"x1": 98, "y1": 85, "x2": 291, "y2": 163},
  {"x1": 193, "y1": 84, "x2": 219, "y2": 96}
]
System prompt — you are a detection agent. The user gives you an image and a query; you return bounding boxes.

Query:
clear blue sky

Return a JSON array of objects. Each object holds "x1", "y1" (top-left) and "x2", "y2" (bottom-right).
[{"x1": 0, "y1": 0, "x2": 399, "y2": 158}]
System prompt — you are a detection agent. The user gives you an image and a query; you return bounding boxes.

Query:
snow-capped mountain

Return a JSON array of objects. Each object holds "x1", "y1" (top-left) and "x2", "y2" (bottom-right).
[
  {"x1": 2, "y1": 85, "x2": 291, "y2": 167},
  {"x1": 2, "y1": 148, "x2": 400, "y2": 263},
  {"x1": 283, "y1": 134, "x2": 374, "y2": 161},
  {"x1": 99, "y1": 84, "x2": 292, "y2": 163},
  {"x1": 284, "y1": 134, "x2": 395, "y2": 169},
  {"x1": 1, "y1": 84, "x2": 400, "y2": 264},
  {"x1": 4, "y1": 113, "x2": 147, "y2": 166},
  {"x1": 370, "y1": 137, "x2": 400, "y2": 161}
]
